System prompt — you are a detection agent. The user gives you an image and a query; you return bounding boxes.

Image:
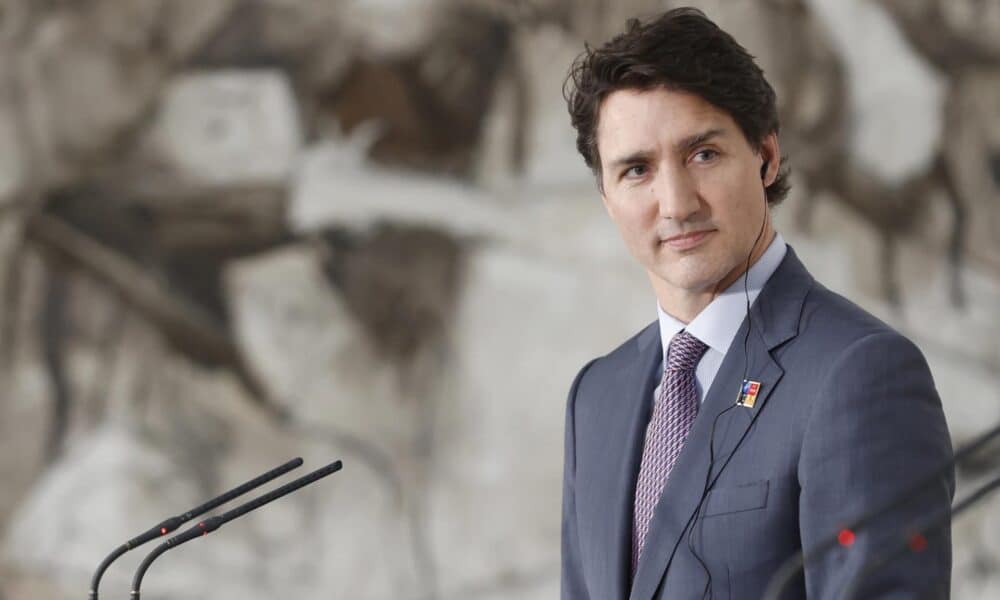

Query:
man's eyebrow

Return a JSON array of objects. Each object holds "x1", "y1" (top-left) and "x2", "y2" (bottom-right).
[
  {"x1": 676, "y1": 128, "x2": 726, "y2": 153},
  {"x1": 605, "y1": 128, "x2": 728, "y2": 171},
  {"x1": 607, "y1": 150, "x2": 655, "y2": 171}
]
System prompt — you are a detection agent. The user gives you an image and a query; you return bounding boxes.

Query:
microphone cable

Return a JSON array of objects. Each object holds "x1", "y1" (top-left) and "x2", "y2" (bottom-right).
[{"x1": 686, "y1": 160, "x2": 771, "y2": 599}]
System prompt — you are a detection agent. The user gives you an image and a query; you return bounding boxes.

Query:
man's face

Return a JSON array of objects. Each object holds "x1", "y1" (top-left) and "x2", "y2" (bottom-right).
[{"x1": 595, "y1": 86, "x2": 778, "y2": 306}]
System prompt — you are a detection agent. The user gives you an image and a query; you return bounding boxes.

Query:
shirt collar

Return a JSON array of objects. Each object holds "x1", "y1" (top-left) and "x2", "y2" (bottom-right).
[{"x1": 657, "y1": 232, "x2": 787, "y2": 358}]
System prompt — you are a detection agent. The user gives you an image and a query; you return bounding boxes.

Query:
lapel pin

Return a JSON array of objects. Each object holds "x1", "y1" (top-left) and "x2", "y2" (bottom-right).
[{"x1": 736, "y1": 379, "x2": 761, "y2": 408}]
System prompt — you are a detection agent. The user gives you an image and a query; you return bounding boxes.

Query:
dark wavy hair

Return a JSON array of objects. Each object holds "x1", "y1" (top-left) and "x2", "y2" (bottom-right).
[{"x1": 564, "y1": 8, "x2": 790, "y2": 205}]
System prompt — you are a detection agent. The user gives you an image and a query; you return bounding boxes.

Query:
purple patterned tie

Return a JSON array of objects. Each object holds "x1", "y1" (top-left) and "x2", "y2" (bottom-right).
[{"x1": 632, "y1": 329, "x2": 708, "y2": 576}]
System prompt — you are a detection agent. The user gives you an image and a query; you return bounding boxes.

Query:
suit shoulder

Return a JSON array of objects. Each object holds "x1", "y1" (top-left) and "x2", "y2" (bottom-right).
[
  {"x1": 597, "y1": 319, "x2": 657, "y2": 366},
  {"x1": 796, "y1": 282, "x2": 918, "y2": 355},
  {"x1": 569, "y1": 320, "x2": 657, "y2": 392}
]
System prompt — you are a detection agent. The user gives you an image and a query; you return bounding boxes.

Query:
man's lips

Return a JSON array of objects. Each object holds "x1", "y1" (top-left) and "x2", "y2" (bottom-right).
[{"x1": 660, "y1": 229, "x2": 715, "y2": 250}]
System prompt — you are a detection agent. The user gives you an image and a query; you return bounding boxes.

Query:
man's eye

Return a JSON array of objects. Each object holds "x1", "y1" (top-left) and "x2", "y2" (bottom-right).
[
  {"x1": 624, "y1": 165, "x2": 647, "y2": 178},
  {"x1": 693, "y1": 149, "x2": 719, "y2": 162}
]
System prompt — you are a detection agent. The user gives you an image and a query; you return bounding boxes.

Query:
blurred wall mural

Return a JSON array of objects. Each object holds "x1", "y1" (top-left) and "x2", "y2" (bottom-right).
[{"x1": 0, "y1": 0, "x2": 998, "y2": 598}]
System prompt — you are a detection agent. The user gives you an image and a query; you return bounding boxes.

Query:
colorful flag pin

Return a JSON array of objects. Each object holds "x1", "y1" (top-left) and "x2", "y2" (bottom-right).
[{"x1": 737, "y1": 379, "x2": 761, "y2": 408}]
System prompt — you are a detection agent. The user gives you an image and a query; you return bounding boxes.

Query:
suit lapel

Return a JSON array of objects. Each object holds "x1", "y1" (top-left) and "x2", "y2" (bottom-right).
[
  {"x1": 627, "y1": 247, "x2": 813, "y2": 600},
  {"x1": 600, "y1": 321, "x2": 663, "y2": 600}
]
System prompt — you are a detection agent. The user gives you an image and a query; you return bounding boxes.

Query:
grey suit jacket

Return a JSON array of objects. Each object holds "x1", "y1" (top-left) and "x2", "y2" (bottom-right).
[{"x1": 561, "y1": 247, "x2": 955, "y2": 599}]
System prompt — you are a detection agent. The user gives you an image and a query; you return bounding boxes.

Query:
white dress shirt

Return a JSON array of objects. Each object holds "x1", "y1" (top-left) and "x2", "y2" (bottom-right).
[{"x1": 655, "y1": 232, "x2": 787, "y2": 403}]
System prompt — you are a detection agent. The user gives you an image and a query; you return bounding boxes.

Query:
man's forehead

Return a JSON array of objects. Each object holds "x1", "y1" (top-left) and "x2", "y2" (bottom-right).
[{"x1": 596, "y1": 87, "x2": 735, "y2": 158}]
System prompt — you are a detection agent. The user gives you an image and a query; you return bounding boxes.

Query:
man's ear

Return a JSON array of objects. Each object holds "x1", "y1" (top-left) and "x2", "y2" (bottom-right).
[{"x1": 760, "y1": 132, "x2": 780, "y2": 188}]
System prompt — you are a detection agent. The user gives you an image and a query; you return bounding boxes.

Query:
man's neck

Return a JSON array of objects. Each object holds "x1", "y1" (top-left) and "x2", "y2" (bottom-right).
[
  {"x1": 653, "y1": 227, "x2": 776, "y2": 324},
  {"x1": 654, "y1": 287, "x2": 714, "y2": 324}
]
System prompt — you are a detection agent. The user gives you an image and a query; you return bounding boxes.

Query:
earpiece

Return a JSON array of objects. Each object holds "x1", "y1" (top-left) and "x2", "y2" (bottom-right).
[{"x1": 760, "y1": 160, "x2": 768, "y2": 181}]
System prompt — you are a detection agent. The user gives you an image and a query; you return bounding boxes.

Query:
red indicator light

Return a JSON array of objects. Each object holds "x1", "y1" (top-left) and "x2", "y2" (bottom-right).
[
  {"x1": 160, "y1": 527, "x2": 168, "y2": 535},
  {"x1": 837, "y1": 529, "x2": 855, "y2": 547},
  {"x1": 908, "y1": 533, "x2": 928, "y2": 552}
]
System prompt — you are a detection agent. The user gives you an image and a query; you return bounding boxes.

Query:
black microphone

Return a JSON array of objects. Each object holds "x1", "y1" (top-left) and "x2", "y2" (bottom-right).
[
  {"x1": 89, "y1": 457, "x2": 303, "y2": 599},
  {"x1": 129, "y1": 459, "x2": 344, "y2": 599},
  {"x1": 763, "y1": 420, "x2": 1000, "y2": 600},
  {"x1": 841, "y1": 467, "x2": 1000, "y2": 599}
]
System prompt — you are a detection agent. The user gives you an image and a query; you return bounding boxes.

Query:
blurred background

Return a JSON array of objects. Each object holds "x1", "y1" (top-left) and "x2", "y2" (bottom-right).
[{"x1": 0, "y1": 0, "x2": 998, "y2": 598}]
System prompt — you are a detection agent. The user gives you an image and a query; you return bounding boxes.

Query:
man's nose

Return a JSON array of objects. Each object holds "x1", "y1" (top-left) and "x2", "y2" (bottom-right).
[{"x1": 654, "y1": 171, "x2": 700, "y2": 221}]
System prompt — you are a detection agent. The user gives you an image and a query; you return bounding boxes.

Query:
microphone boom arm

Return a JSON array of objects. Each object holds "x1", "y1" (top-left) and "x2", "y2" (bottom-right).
[
  {"x1": 130, "y1": 459, "x2": 344, "y2": 599},
  {"x1": 89, "y1": 457, "x2": 304, "y2": 600}
]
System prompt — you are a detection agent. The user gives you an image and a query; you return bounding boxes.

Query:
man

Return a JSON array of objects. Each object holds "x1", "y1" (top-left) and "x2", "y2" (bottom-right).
[{"x1": 560, "y1": 8, "x2": 954, "y2": 599}]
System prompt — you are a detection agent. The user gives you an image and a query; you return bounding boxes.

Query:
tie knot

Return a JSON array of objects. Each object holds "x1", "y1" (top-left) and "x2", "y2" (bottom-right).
[{"x1": 666, "y1": 330, "x2": 708, "y2": 371}]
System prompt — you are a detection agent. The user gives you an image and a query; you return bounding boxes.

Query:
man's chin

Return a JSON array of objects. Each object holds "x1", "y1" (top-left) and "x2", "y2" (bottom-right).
[
  {"x1": 655, "y1": 254, "x2": 727, "y2": 286},
  {"x1": 652, "y1": 268, "x2": 726, "y2": 296}
]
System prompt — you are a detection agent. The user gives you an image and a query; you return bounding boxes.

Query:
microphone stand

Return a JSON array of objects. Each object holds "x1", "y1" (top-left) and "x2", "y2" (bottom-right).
[
  {"x1": 841, "y1": 469, "x2": 1000, "y2": 600},
  {"x1": 89, "y1": 457, "x2": 303, "y2": 599},
  {"x1": 130, "y1": 459, "x2": 343, "y2": 599},
  {"x1": 763, "y1": 420, "x2": 1000, "y2": 600}
]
